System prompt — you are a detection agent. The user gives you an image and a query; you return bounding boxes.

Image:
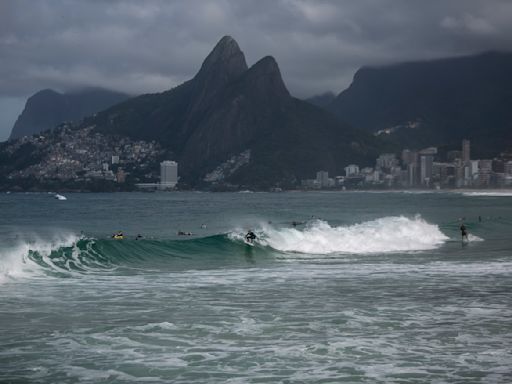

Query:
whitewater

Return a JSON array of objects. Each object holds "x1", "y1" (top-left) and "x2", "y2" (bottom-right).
[{"x1": 1, "y1": 191, "x2": 511, "y2": 383}]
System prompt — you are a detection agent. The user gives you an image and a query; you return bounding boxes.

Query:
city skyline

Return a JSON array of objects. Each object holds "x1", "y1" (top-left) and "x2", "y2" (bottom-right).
[{"x1": 303, "y1": 139, "x2": 512, "y2": 190}]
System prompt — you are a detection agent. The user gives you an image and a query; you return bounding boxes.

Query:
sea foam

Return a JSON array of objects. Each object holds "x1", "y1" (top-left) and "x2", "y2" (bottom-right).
[
  {"x1": 237, "y1": 216, "x2": 449, "y2": 254},
  {"x1": 0, "y1": 233, "x2": 82, "y2": 284},
  {"x1": 462, "y1": 191, "x2": 512, "y2": 197}
]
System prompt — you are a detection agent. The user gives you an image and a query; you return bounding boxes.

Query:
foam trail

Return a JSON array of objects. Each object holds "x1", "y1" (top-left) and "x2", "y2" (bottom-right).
[
  {"x1": 467, "y1": 233, "x2": 484, "y2": 242},
  {"x1": 0, "y1": 233, "x2": 82, "y2": 284},
  {"x1": 244, "y1": 216, "x2": 449, "y2": 254},
  {"x1": 462, "y1": 191, "x2": 512, "y2": 197}
]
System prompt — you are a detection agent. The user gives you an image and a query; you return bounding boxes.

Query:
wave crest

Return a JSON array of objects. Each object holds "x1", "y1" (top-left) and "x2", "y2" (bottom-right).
[
  {"x1": 241, "y1": 216, "x2": 449, "y2": 254},
  {"x1": 0, "y1": 233, "x2": 86, "y2": 284}
]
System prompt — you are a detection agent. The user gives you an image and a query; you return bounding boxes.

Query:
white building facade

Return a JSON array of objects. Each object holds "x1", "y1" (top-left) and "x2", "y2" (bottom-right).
[{"x1": 160, "y1": 160, "x2": 178, "y2": 190}]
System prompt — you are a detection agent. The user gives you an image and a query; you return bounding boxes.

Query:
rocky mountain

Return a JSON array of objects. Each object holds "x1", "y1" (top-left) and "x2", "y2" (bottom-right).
[
  {"x1": 86, "y1": 36, "x2": 380, "y2": 188},
  {"x1": 9, "y1": 88, "x2": 130, "y2": 140},
  {"x1": 327, "y1": 51, "x2": 512, "y2": 157}
]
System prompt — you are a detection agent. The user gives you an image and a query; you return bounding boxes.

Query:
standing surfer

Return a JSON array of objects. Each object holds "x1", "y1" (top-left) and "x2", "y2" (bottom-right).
[
  {"x1": 245, "y1": 230, "x2": 257, "y2": 244},
  {"x1": 460, "y1": 223, "x2": 469, "y2": 242}
]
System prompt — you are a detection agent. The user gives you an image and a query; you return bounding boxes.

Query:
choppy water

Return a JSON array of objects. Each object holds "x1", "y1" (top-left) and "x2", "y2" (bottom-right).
[{"x1": 1, "y1": 191, "x2": 511, "y2": 383}]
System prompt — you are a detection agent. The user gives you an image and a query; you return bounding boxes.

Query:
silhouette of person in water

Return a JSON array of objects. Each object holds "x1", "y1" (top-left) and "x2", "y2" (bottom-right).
[
  {"x1": 245, "y1": 230, "x2": 257, "y2": 243},
  {"x1": 460, "y1": 223, "x2": 469, "y2": 241}
]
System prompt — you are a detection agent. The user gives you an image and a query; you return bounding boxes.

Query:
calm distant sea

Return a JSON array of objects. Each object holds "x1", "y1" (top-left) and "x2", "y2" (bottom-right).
[{"x1": 1, "y1": 191, "x2": 511, "y2": 383}]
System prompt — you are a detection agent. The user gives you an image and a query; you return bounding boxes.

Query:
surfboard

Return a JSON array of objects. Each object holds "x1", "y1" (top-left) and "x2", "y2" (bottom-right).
[{"x1": 244, "y1": 239, "x2": 255, "y2": 247}]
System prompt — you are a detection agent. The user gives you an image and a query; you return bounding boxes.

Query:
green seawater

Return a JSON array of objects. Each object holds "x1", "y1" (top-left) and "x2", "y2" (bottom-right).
[{"x1": 0, "y1": 191, "x2": 511, "y2": 383}]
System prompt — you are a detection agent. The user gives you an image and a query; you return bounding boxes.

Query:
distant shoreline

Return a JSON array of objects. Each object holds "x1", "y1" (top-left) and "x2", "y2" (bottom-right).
[{"x1": 3, "y1": 188, "x2": 512, "y2": 194}]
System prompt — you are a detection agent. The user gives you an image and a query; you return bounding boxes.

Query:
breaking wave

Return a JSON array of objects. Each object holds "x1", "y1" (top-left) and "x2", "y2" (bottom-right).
[
  {"x1": 230, "y1": 215, "x2": 449, "y2": 254},
  {"x1": 1, "y1": 216, "x2": 452, "y2": 283},
  {"x1": 0, "y1": 233, "x2": 90, "y2": 284}
]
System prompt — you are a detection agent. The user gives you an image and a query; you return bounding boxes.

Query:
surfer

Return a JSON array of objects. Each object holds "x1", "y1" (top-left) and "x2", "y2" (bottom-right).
[
  {"x1": 460, "y1": 223, "x2": 469, "y2": 241},
  {"x1": 112, "y1": 231, "x2": 124, "y2": 239},
  {"x1": 177, "y1": 231, "x2": 192, "y2": 236},
  {"x1": 245, "y1": 230, "x2": 257, "y2": 244},
  {"x1": 136, "y1": 234, "x2": 143, "y2": 240}
]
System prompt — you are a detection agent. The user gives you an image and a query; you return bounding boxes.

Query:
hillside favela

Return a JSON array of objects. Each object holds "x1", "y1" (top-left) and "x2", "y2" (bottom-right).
[{"x1": 2, "y1": 2, "x2": 512, "y2": 384}]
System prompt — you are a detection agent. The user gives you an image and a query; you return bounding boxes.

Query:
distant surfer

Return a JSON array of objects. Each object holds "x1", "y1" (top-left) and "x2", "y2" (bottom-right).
[
  {"x1": 136, "y1": 234, "x2": 143, "y2": 240},
  {"x1": 177, "y1": 231, "x2": 192, "y2": 236},
  {"x1": 460, "y1": 223, "x2": 469, "y2": 242},
  {"x1": 245, "y1": 230, "x2": 257, "y2": 244},
  {"x1": 112, "y1": 231, "x2": 124, "y2": 240}
]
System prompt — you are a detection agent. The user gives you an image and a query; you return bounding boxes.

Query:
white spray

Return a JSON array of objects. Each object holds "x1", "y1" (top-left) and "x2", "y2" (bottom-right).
[
  {"x1": 232, "y1": 215, "x2": 449, "y2": 254},
  {"x1": 0, "y1": 233, "x2": 82, "y2": 284}
]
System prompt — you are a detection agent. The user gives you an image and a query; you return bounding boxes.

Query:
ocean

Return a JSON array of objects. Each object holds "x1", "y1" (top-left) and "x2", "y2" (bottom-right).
[{"x1": 1, "y1": 191, "x2": 511, "y2": 383}]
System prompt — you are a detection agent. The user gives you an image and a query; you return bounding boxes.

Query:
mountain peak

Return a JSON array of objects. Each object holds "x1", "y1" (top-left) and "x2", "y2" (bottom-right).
[
  {"x1": 186, "y1": 36, "x2": 249, "y2": 113},
  {"x1": 9, "y1": 88, "x2": 129, "y2": 140},
  {"x1": 196, "y1": 36, "x2": 248, "y2": 81},
  {"x1": 252, "y1": 56, "x2": 279, "y2": 73},
  {"x1": 244, "y1": 56, "x2": 290, "y2": 98}
]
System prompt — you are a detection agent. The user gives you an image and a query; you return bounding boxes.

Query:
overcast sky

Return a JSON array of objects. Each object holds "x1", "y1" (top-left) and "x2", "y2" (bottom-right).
[{"x1": 1, "y1": 0, "x2": 512, "y2": 141}]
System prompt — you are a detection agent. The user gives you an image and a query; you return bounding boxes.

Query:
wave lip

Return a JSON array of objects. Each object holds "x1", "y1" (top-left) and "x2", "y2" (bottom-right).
[
  {"x1": 0, "y1": 233, "x2": 115, "y2": 284},
  {"x1": 0, "y1": 233, "x2": 83, "y2": 284},
  {"x1": 259, "y1": 216, "x2": 449, "y2": 255}
]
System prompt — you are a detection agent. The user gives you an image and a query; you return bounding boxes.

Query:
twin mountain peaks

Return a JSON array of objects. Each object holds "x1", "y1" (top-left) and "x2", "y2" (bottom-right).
[
  {"x1": 9, "y1": 36, "x2": 512, "y2": 188},
  {"x1": 82, "y1": 36, "x2": 376, "y2": 187}
]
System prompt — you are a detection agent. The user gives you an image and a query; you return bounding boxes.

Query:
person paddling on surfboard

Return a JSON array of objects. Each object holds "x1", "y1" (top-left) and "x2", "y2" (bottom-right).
[
  {"x1": 245, "y1": 230, "x2": 257, "y2": 244},
  {"x1": 460, "y1": 223, "x2": 469, "y2": 241},
  {"x1": 112, "y1": 231, "x2": 124, "y2": 240}
]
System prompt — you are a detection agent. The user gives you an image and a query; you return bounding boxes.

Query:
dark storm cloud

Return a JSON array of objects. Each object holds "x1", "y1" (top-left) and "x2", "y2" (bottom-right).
[
  {"x1": 2, "y1": 0, "x2": 512, "y2": 97},
  {"x1": 1, "y1": 0, "x2": 512, "y2": 139}
]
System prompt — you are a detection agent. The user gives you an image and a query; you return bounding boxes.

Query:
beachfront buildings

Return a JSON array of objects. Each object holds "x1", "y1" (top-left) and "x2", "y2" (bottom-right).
[
  {"x1": 303, "y1": 139, "x2": 512, "y2": 189},
  {"x1": 160, "y1": 160, "x2": 178, "y2": 190}
]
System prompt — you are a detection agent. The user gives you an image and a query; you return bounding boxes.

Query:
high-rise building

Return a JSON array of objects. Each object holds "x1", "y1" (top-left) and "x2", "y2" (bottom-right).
[
  {"x1": 344, "y1": 165, "x2": 359, "y2": 177},
  {"x1": 316, "y1": 170, "x2": 329, "y2": 187},
  {"x1": 505, "y1": 161, "x2": 512, "y2": 175},
  {"x1": 160, "y1": 160, "x2": 178, "y2": 190},
  {"x1": 402, "y1": 150, "x2": 418, "y2": 166},
  {"x1": 376, "y1": 154, "x2": 398, "y2": 170},
  {"x1": 407, "y1": 163, "x2": 418, "y2": 187},
  {"x1": 420, "y1": 155, "x2": 434, "y2": 186},
  {"x1": 419, "y1": 147, "x2": 437, "y2": 156},
  {"x1": 478, "y1": 159, "x2": 492, "y2": 187},
  {"x1": 462, "y1": 139, "x2": 470, "y2": 163}
]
